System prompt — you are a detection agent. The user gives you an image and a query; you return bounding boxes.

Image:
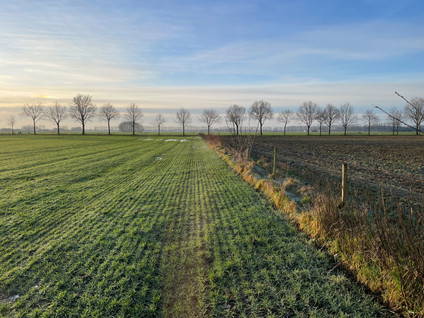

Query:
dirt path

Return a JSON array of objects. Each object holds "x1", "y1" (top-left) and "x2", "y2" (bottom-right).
[{"x1": 162, "y1": 142, "x2": 210, "y2": 318}]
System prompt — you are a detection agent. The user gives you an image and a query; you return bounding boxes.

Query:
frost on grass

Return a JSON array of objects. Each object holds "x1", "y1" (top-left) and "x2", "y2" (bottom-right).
[
  {"x1": 0, "y1": 135, "x2": 389, "y2": 317},
  {"x1": 164, "y1": 139, "x2": 188, "y2": 142},
  {"x1": 8, "y1": 295, "x2": 19, "y2": 302}
]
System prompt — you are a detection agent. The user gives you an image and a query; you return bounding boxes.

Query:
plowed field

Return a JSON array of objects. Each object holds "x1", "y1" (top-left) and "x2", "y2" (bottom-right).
[{"x1": 225, "y1": 135, "x2": 424, "y2": 197}]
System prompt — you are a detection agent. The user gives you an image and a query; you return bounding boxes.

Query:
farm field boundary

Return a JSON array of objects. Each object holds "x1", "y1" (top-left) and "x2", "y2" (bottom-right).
[
  {"x1": 1, "y1": 135, "x2": 391, "y2": 317},
  {"x1": 202, "y1": 134, "x2": 424, "y2": 317}
]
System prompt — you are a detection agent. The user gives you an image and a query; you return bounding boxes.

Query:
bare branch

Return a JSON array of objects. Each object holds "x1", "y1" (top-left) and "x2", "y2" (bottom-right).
[
  {"x1": 339, "y1": 102, "x2": 357, "y2": 135},
  {"x1": 176, "y1": 108, "x2": 191, "y2": 136},
  {"x1": 277, "y1": 109, "x2": 293, "y2": 135},
  {"x1": 226, "y1": 105, "x2": 245, "y2": 135},
  {"x1": 395, "y1": 92, "x2": 421, "y2": 113},
  {"x1": 7, "y1": 115, "x2": 17, "y2": 134},
  {"x1": 152, "y1": 114, "x2": 166, "y2": 135},
  {"x1": 362, "y1": 109, "x2": 379, "y2": 136},
  {"x1": 374, "y1": 104, "x2": 423, "y2": 134},
  {"x1": 45, "y1": 102, "x2": 68, "y2": 135},
  {"x1": 297, "y1": 100, "x2": 319, "y2": 136},
  {"x1": 100, "y1": 103, "x2": 120, "y2": 135},
  {"x1": 323, "y1": 104, "x2": 340, "y2": 135},
  {"x1": 69, "y1": 94, "x2": 96, "y2": 134},
  {"x1": 22, "y1": 103, "x2": 44, "y2": 135},
  {"x1": 249, "y1": 100, "x2": 273, "y2": 135},
  {"x1": 125, "y1": 103, "x2": 143, "y2": 135},
  {"x1": 200, "y1": 109, "x2": 220, "y2": 135},
  {"x1": 395, "y1": 92, "x2": 424, "y2": 135}
]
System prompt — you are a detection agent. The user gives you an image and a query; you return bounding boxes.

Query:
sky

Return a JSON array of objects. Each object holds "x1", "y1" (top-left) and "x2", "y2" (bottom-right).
[{"x1": 1, "y1": 0, "x2": 424, "y2": 129}]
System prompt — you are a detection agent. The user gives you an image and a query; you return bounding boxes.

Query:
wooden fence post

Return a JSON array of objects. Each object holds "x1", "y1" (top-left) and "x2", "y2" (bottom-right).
[
  {"x1": 341, "y1": 163, "x2": 347, "y2": 204},
  {"x1": 272, "y1": 146, "x2": 277, "y2": 178}
]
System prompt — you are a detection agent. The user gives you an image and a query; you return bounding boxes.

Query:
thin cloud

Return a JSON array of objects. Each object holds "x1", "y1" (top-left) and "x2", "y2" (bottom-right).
[{"x1": 153, "y1": 21, "x2": 424, "y2": 80}]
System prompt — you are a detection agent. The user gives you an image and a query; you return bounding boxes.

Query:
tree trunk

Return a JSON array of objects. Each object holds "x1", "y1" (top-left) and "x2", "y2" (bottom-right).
[
  {"x1": 344, "y1": 126, "x2": 347, "y2": 136},
  {"x1": 33, "y1": 120, "x2": 36, "y2": 135},
  {"x1": 107, "y1": 120, "x2": 111, "y2": 135},
  {"x1": 260, "y1": 123, "x2": 263, "y2": 136},
  {"x1": 307, "y1": 126, "x2": 310, "y2": 136},
  {"x1": 57, "y1": 123, "x2": 60, "y2": 135},
  {"x1": 328, "y1": 125, "x2": 331, "y2": 135},
  {"x1": 319, "y1": 123, "x2": 322, "y2": 136},
  {"x1": 82, "y1": 120, "x2": 85, "y2": 135},
  {"x1": 158, "y1": 125, "x2": 161, "y2": 136},
  {"x1": 284, "y1": 124, "x2": 287, "y2": 135},
  {"x1": 183, "y1": 124, "x2": 185, "y2": 136},
  {"x1": 416, "y1": 123, "x2": 419, "y2": 135},
  {"x1": 207, "y1": 125, "x2": 210, "y2": 135}
]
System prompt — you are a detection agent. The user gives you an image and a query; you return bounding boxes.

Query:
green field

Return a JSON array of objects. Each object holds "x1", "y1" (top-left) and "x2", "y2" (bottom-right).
[{"x1": 0, "y1": 135, "x2": 390, "y2": 317}]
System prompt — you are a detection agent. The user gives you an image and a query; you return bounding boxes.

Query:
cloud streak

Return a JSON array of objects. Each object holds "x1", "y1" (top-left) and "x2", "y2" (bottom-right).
[{"x1": 0, "y1": 0, "x2": 423, "y2": 125}]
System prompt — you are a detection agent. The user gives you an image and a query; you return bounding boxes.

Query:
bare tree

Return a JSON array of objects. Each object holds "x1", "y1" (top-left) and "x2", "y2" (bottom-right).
[
  {"x1": 375, "y1": 104, "x2": 423, "y2": 135},
  {"x1": 362, "y1": 109, "x2": 379, "y2": 136},
  {"x1": 404, "y1": 97, "x2": 424, "y2": 135},
  {"x1": 388, "y1": 107, "x2": 403, "y2": 135},
  {"x1": 45, "y1": 102, "x2": 68, "y2": 135},
  {"x1": 226, "y1": 104, "x2": 245, "y2": 135},
  {"x1": 323, "y1": 104, "x2": 340, "y2": 135},
  {"x1": 315, "y1": 107, "x2": 325, "y2": 136},
  {"x1": 22, "y1": 103, "x2": 44, "y2": 135},
  {"x1": 152, "y1": 114, "x2": 166, "y2": 135},
  {"x1": 200, "y1": 109, "x2": 220, "y2": 135},
  {"x1": 70, "y1": 94, "x2": 96, "y2": 135},
  {"x1": 100, "y1": 103, "x2": 119, "y2": 135},
  {"x1": 125, "y1": 103, "x2": 143, "y2": 136},
  {"x1": 249, "y1": 100, "x2": 273, "y2": 135},
  {"x1": 277, "y1": 109, "x2": 293, "y2": 135},
  {"x1": 297, "y1": 100, "x2": 319, "y2": 136},
  {"x1": 176, "y1": 108, "x2": 191, "y2": 136},
  {"x1": 7, "y1": 115, "x2": 17, "y2": 134},
  {"x1": 339, "y1": 102, "x2": 357, "y2": 136}
]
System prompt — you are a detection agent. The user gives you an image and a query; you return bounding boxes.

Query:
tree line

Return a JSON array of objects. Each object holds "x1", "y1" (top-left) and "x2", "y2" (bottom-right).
[
  {"x1": 9, "y1": 94, "x2": 174, "y2": 136},
  {"x1": 223, "y1": 97, "x2": 423, "y2": 136},
  {"x1": 5, "y1": 93, "x2": 424, "y2": 135}
]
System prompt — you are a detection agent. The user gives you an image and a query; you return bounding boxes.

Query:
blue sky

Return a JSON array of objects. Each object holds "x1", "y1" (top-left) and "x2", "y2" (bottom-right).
[{"x1": 1, "y1": 0, "x2": 424, "y2": 127}]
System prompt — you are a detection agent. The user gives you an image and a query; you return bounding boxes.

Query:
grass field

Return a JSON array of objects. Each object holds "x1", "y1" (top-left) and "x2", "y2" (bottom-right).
[{"x1": 0, "y1": 135, "x2": 391, "y2": 317}]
